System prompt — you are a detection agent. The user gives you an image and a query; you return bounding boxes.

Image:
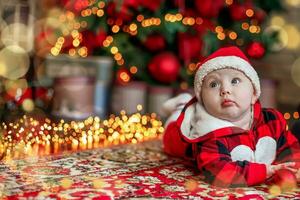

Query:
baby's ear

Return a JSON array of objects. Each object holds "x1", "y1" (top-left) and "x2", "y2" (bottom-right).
[{"x1": 251, "y1": 91, "x2": 259, "y2": 104}]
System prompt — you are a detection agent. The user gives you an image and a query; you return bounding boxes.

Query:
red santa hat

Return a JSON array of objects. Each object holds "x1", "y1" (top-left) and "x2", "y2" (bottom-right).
[{"x1": 194, "y1": 46, "x2": 261, "y2": 101}]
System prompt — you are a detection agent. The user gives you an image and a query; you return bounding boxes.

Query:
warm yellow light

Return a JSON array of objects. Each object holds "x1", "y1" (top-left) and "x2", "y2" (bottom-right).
[
  {"x1": 225, "y1": 0, "x2": 233, "y2": 5},
  {"x1": 270, "y1": 15, "x2": 285, "y2": 27},
  {"x1": 249, "y1": 25, "x2": 258, "y2": 33},
  {"x1": 129, "y1": 23, "x2": 137, "y2": 31},
  {"x1": 241, "y1": 23, "x2": 249, "y2": 30},
  {"x1": 71, "y1": 30, "x2": 79, "y2": 38},
  {"x1": 176, "y1": 13, "x2": 183, "y2": 21},
  {"x1": 229, "y1": 31, "x2": 237, "y2": 40},
  {"x1": 98, "y1": 1, "x2": 105, "y2": 8},
  {"x1": 286, "y1": 0, "x2": 300, "y2": 7},
  {"x1": 130, "y1": 66, "x2": 138, "y2": 74},
  {"x1": 81, "y1": 21, "x2": 87, "y2": 28},
  {"x1": 217, "y1": 33, "x2": 225, "y2": 40},
  {"x1": 284, "y1": 112, "x2": 291, "y2": 120},
  {"x1": 117, "y1": 59, "x2": 124, "y2": 66},
  {"x1": 112, "y1": 25, "x2": 120, "y2": 33},
  {"x1": 74, "y1": 22, "x2": 81, "y2": 29},
  {"x1": 78, "y1": 47, "x2": 88, "y2": 57},
  {"x1": 188, "y1": 63, "x2": 197, "y2": 71},
  {"x1": 0, "y1": 110, "x2": 164, "y2": 160},
  {"x1": 165, "y1": 14, "x2": 171, "y2": 21},
  {"x1": 137, "y1": 15, "x2": 144, "y2": 22},
  {"x1": 183, "y1": 17, "x2": 195, "y2": 25},
  {"x1": 246, "y1": 9, "x2": 254, "y2": 17},
  {"x1": 92, "y1": 7, "x2": 98, "y2": 15},
  {"x1": 97, "y1": 9, "x2": 104, "y2": 17},
  {"x1": 293, "y1": 112, "x2": 299, "y2": 119},
  {"x1": 114, "y1": 53, "x2": 122, "y2": 61},
  {"x1": 73, "y1": 39, "x2": 80, "y2": 47},
  {"x1": 103, "y1": 40, "x2": 110, "y2": 47},
  {"x1": 110, "y1": 46, "x2": 118, "y2": 54},
  {"x1": 22, "y1": 99, "x2": 34, "y2": 112},
  {"x1": 51, "y1": 48, "x2": 59, "y2": 56},
  {"x1": 215, "y1": 26, "x2": 224, "y2": 33},
  {"x1": 137, "y1": 104, "x2": 143, "y2": 111},
  {"x1": 106, "y1": 36, "x2": 113, "y2": 42},
  {"x1": 69, "y1": 48, "x2": 76, "y2": 56},
  {"x1": 66, "y1": 11, "x2": 75, "y2": 20},
  {"x1": 120, "y1": 72, "x2": 130, "y2": 82},
  {"x1": 57, "y1": 37, "x2": 65, "y2": 44},
  {"x1": 285, "y1": 24, "x2": 300, "y2": 49}
]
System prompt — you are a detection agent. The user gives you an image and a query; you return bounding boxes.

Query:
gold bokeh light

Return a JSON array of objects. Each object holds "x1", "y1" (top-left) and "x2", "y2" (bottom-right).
[
  {"x1": 0, "y1": 45, "x2": 30, "y2": 80},
  {"x1": 0, "y1": 112, "x2": 164, "y2": 160},
  {"x1": 1, "y1": 22, "x2": 33, "y2": 52}
]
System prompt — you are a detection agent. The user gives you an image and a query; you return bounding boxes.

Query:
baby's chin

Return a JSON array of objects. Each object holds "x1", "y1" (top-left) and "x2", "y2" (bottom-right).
[{"x1": 217, "y1": 112, "x2": 243, "y2": 122}]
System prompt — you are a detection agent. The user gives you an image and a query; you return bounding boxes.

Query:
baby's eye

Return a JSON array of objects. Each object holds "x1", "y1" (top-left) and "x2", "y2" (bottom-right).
[
  {"x1": 231, "y1": 78, "x2": 240, "y2": 85},
  {"x1": 209, "y1": 81, "x2": 219, "y2": 88}
]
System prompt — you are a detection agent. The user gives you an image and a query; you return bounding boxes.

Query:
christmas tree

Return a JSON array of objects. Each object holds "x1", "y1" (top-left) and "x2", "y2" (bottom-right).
[{"x1": 41, "y1": 0, "x2": 283, "y2": 89}]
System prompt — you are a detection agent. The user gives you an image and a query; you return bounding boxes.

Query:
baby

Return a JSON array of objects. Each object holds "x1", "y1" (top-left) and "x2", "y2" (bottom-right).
[{"x1": 163, "y1": 46, "x2": 300, "y2": 187}]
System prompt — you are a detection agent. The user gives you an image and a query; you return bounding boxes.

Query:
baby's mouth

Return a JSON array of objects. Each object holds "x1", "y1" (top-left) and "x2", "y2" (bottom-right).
[{"x1": 221, "y1": 99, "x2": 236, "y2": 107}]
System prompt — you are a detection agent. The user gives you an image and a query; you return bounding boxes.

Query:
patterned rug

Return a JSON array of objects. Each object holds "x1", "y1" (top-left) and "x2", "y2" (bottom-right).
[{"x1": 1, "y1": 140, "x2": 300, "y2": 199}]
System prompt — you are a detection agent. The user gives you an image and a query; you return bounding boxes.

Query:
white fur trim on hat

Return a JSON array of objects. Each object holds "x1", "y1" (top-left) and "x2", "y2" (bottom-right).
[{"x1": 194, "y1": 56, "x2": 261, "y2": 101}]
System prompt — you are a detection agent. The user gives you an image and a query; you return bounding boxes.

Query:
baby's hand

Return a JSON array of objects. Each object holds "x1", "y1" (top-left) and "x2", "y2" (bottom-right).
[
  {"x1": 282, "y1": 162, "x2": 300, "y2": 181},
  {"x1": 266, "y1": 162, "x2": 296, "y2": 179}
]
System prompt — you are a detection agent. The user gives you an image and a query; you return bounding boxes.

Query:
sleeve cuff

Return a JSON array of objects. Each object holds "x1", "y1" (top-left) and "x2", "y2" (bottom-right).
[{"x1": 247, "y1": 163, "x2": 267, "y2": 186}]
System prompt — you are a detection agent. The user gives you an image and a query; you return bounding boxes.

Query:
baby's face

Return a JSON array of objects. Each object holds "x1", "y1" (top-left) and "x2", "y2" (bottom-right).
[{"x1": 201, "y1": 68, "x2": 257, "y2": 122}]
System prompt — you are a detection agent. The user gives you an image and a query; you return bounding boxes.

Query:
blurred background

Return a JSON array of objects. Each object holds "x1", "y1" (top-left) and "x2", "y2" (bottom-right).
[{"x1": 0, "y1": 0, "x2": 300, "y2": 127}]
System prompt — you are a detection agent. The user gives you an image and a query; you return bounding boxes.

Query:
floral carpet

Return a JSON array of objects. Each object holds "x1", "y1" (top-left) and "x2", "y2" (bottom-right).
[{"x1": 1, "y1": 140, "x2": 300, "y2": 199}]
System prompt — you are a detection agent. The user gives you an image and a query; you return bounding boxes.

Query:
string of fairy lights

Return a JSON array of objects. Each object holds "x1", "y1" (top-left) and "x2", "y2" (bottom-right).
[
  {"x1": 284, "y1": 111, "x2": 299, "y2": 121},
  {"x1": 50, "y1": 0, "x2": 262, "y2": 85},
  {"x1": 0, "y1": 106, "x2": 164, "y2": 160}
]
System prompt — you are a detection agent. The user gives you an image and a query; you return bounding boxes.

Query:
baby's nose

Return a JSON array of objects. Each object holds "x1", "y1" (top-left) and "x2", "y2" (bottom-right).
[{"x1": 220, "y1": 89, "x2": 230, "y2": 96}]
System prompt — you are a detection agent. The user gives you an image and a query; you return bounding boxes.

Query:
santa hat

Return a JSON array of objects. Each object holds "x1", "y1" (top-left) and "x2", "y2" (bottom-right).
[{"x1": 194, "y1": 46, "x2": 261, "y2": 101}]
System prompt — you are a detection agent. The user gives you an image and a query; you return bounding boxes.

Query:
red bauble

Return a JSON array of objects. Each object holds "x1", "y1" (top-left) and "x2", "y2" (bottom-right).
[
  {"x1": 81, "y1": 30, "x2": 98, "y2": 54},
  {"x1": 95, "y1": 29, "x2": 107, "y2": 47},
  {"x1": 144, "y1": 34, "x2": 166, "y2": 51},
  {"x1": 62, "y1": 0, "x2": 89, "y2": 14},
  {"x1": 106, "y1": 2, "x2": 133, "y2": 22},
  {"x1": 195, "y1": 0, "x2": 224, "y2": 18},
  {"x1": 141, "y1": 0, "x2": 162, "y2": 12},
  {"x1": 246, "y1": 42, "x2": 265, "y2": 59},
  {"x1": 123, "y1": 0, "x2": 140, "y2": 10},
  {"x1": 254, "y1": 9, "x2": 266, "y2": 24},
  {"x1": 148, "y1": 52, "x2": 180, "y2": 83},
  {"x1": 61, "y1": 35, "x2": 73, "y2": 52},
  {"x1": 74, "y1": 0, "x2": 89, "y2": 12},
  {"x1": 178, "y1": 33, "x2": 202, "y2": 62},
  {"x1": 194, "y1": 19, "x2": 215, "y2": 35},
  {"x1": 272, "y1": 169, "x2": 297, "y2": 192},
  {"x1": 230, "y1": 3, "x2": 252, "y2": 21}
]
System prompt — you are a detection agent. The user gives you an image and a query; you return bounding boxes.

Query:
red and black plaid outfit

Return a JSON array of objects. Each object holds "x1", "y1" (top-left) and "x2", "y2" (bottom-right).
[{"x1": 163, "y1": 97, "x2": 300, "y2": 187}]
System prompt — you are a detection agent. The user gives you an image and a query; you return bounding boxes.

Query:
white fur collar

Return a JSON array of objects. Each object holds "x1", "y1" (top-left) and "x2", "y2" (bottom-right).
[{"x1": 180, "y1": 102, "x2": 234, "y2": 140}]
